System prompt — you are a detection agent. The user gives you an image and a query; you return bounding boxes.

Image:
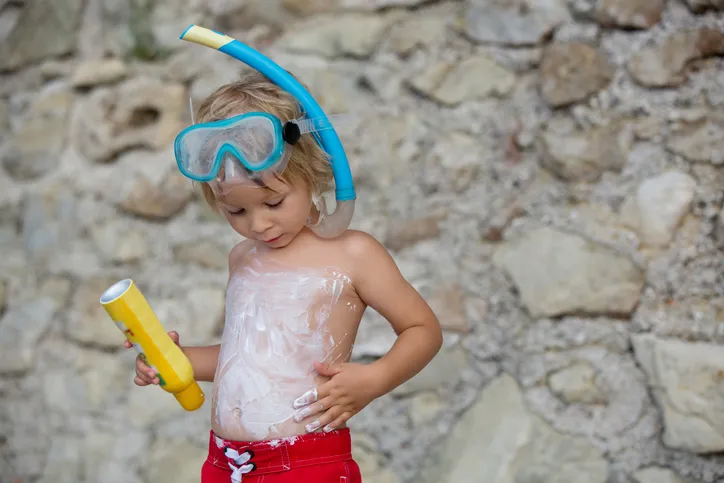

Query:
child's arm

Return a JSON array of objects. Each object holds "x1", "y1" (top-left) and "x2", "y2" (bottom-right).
[{"x1": 292, "y1": 231, "x2": 442, "y2": 432}]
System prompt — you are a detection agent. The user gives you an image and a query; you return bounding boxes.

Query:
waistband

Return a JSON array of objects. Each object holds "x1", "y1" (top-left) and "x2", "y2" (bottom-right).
[{"x1": 206, "y1": 429, "x2": 353, "y2": 476}]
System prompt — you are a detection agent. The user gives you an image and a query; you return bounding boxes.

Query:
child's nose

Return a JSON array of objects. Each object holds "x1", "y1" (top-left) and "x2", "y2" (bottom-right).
[{"x1": 250, "y1": 212, "x2": 273, "y2": 234}]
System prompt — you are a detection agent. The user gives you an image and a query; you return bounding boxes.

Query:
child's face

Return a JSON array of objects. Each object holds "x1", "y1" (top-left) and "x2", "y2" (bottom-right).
[{"x1": 214, "y1": 175, "x2": 313, "y2": 248}]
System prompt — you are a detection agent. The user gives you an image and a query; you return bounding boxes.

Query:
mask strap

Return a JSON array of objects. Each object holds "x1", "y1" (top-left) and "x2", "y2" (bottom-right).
[{"x1": 189, "y1": 97, "x2": 195, "y2": 125}]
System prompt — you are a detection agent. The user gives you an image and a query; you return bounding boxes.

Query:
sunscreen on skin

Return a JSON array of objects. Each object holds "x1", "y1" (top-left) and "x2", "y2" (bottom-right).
[{"x1": 100, "y1": 279, "x2": 205, "y2": 411}]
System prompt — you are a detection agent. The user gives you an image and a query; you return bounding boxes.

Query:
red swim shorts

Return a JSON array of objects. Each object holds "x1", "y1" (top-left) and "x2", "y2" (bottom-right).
[{"x1": 201, "y1": 428, "x2": 362, "y2": 483}]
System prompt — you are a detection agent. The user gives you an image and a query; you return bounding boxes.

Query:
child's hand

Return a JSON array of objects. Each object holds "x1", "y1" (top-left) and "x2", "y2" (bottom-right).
[
  {"x1": 292, "y1": 361, "x2": 382, "y2": 433},
  {"x1": 125, "y1": 331, "x2": 181, "y2": 386}
]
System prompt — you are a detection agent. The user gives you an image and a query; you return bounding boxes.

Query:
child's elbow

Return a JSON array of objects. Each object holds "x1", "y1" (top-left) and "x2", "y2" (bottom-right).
[{"x1": 429, "y1": 318, "x2": 444, "y2": 354}]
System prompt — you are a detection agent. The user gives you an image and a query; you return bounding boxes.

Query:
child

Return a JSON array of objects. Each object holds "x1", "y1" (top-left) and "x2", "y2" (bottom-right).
[{"x1": 125, "y1": 72, "x2": 442, "y2": 483}]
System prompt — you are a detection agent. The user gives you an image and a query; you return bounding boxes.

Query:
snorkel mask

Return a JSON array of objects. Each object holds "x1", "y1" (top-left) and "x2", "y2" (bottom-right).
[{"x1": 177, "y1": 25, "x2": 356, "y2": 238}]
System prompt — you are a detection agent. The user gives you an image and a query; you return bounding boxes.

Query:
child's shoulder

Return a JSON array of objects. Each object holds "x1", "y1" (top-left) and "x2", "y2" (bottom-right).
[
  {"x1": 228, "y1": 239, "x2": 256, "y2": 272},
  {"x1": 330, "y1": 230, "x2": 394, "y2": 270}
]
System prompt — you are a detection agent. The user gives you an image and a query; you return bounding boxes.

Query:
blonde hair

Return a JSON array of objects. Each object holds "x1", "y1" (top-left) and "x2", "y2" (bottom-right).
[{"x1": 194, "y1": 71, "x2": 333, "y2": 210}]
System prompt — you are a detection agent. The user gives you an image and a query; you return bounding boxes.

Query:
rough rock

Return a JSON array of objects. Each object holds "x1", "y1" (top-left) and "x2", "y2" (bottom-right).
[
  {"x1": 633, "y1": 467, "x2": 696, "y2": 483},
  {"x1": 150, "y1": 287, "x2": 226, "y2": 346},
  {"x1": 67, "y1": 275, "x2": 127, "y2": 348},
  {"x1": 630, "y1": 28, "x2": 724, "y2": 88},
  {"x1": 0, "y1": 280, "x2": 6, "y2": 313},
  {"x1": 632, "y1": 334, "x2": 724, "y2": 453},
  {"x1": 548, "y1": 361, "x2": 607, "y2": 404},
  {"x1": 418, "y1": 374, "x2": 609, "y2": 483},
  {"x1": 461, "y1": 0, "x2": 572, "y2": 46},
  {"x1": 594, "y1": 0, "x2": 665, "y2": 29},
  {"x1": 494, "y1": 227, "x2": 644, "y2": 318},
  {"x1": 388, "y1": 10, "x2": 449, "y2": 56},
  {"x1": 666, "y1": 117, "x2": 724, "y2": 165},
  {"x1": 173, "y1": 241, "x2": 229, "y2": 269},
  {"x1": 539, "y1": 41, "x2": 615, "y2": 107},
  {"x1": 72, "y1": 77, "x2": 187, "y2": 163},
  {"x1": 384, "y1": 214, "x2": 446, "y2": 251},
  {"x1": 539, "y1": 120, "x2": 633, "y2": 182},
  {"x1": 1, "y1": 87, "x2": 73, "y2": 180},
  {"x1": 71, "y1": 58, "x2": 129, "y2": 88},
  {"x1": 353, "y1": 434, "x2": 401, "y2": 483},
  {"x1": 407, "y1": 55, "x2": 516, "y2": 106},
  {"x1": 341, "y1": 0, "x2": 432, "y2": 9},
  {"x1": 119, "y1": 168, "x2": 194, "y2": 220},
  {"x1": 682, "y1": 0, "x2": 724, "y2": 12},
  {"x1": 21, "y1": 184, "x2": 78, "y2": 262},
  {"x1": 279, "y1": 13, "x2": 393, "y2": 58},
  {"x1": 407, "y1": 391, "x2": 444, "y2": 426},
  {"x1": 426, "y1": 284, "x2": 470, "y2": 333},
  {"x1": 145, "y1": 439, "x2": 208, "y2": 483},
  {"x1": 0, "y1": 0, "x2": 85, "y2": 71},
  {"x1": 619, "y1": 170, "x2": 697, "y2": 248},
  {"x1": 91, "y1": 221, "x2": 149, "y2": 264},
  {"x1": 393, "y1": 346, "x2": 469, "y2": 395},
  {"x1": 0, "y1": 298, "x2": 58, "y2": 374}
]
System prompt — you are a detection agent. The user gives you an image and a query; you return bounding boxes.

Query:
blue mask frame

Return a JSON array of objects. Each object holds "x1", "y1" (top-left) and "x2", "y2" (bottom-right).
[{"x1": 179, "y1": 25, "x2": 357, "y2": 238}]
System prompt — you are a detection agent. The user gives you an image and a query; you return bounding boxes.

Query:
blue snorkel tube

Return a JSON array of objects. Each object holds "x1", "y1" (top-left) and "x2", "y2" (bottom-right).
[{"x1": 179, "y1": 25, "x2": 356, "y2": 238}]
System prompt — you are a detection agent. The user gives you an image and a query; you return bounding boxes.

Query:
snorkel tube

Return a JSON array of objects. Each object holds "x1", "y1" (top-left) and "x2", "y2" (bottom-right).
[{"x1": 179, "y1": 25, "x2": 356, "y2": 238}]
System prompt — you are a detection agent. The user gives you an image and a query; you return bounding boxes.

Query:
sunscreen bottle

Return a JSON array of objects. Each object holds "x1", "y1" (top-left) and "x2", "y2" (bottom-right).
[{"x1": 100, "y1": 279, "x2": 205, "y2": 411}]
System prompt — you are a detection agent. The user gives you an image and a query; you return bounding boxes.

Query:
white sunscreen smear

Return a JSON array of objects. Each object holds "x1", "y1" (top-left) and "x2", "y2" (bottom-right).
[{"x1": 212, "y1": 257, "x2": 352, "y2": 440}]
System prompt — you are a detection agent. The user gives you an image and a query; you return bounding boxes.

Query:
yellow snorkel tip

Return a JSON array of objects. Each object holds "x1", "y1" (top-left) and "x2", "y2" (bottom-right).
[{"x1": 180, "y1": 24, "x2": 233, "y2": 50}]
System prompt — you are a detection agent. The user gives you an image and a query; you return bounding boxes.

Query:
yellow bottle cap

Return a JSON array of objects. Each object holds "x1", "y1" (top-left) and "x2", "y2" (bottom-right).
[{"x1": 174, "y1": 381, "x2": 205, "y2": 411}]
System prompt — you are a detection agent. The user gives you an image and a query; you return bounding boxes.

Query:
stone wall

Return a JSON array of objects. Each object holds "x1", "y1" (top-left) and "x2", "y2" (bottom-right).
[{"x1": 1, "y1": 0, "x2": 723, "y2": 482}]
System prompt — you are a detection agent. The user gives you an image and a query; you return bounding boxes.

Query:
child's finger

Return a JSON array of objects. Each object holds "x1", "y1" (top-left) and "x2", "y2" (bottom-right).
[
  {"x1": 293, "y1": 396, "x2": 333, "y2": 423},
  {"x1": 323, "y1": 412, "x2": 352, "y2": 433},
  {"x1": 134, "y1": 375, "x2": 150, "y2": 387},
  {"x1": 168, "y1": 331, "x2": 180, "y2": 345},
  {"x1": 124, "y1": 339, "x2": 132, "y2": 349}
]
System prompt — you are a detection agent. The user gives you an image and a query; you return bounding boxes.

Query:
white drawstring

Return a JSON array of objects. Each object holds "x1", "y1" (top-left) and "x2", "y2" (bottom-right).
[{"x1": 224, "y1": 447, "x2": 255, "y2": 483}]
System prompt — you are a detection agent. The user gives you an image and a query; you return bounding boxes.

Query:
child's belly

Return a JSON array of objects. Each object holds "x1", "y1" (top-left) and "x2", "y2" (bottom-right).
[{"x1": 210, "y1": 352, "x2": 331, "y2": 442}]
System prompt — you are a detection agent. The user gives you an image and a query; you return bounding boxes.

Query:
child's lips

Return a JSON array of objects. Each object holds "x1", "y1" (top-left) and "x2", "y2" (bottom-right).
[{"x1": 265, "y1": 235, "x2": 282, "y2": 243}]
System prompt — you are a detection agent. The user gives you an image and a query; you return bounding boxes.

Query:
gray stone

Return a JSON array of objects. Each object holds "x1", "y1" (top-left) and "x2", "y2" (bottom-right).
[
  {"x1": 37, "y1": 435, "x2": 84, "y2": 483},
  {"x1": 120, "y1": 167, "x2": 194, "y2": 220},
  {"x1": 682, "y1": 0, "x2": 724, "y2": 12},
  {"x1": 1, "y1": 88, "x2": 73, "y2": 180},
  {"x1": 630, "y1": 28, "x2": 724, "y2": 87},
  {"x1": 173, "y1": 240, "x2": 228, "y2": 269},
  {"x1": 82, "y1": 429, "x2": 148, "y2": 483},
  {"x1": 353, "y1": 433, "x2": 401, "y2": 483},
  {"x1": 619, "y1": 170, "x2": 697, "y2": 248},
  {"x1": 77, "y1": 349, "x2": 131, "y2": 411},
  {"x1": 0, "y1": 0, "x2": 85, "y2": 71},
  {"x1": 667, "y1": 117, "x2": 724, "y2": 165},
  {"x1": 594, "y1": 0, "x2": 665, "y2": 29},
  {"x1": 0, "y1": 279, "x2": 6, "y2": 314},
  {"x1": 494, "y1": 227, "x2": 644, "y2": 318},
  {"x1": 407, "y1": 391, "x2": 444, "y2": 426},
  {"x1": 539, "y1": 120, "x2": 633, "y2": 182},
  {"x1": 539, "y1": 42, "x2": 615, "y2": 107},
  {"x1": 72, "y1": 77, "x2": 188, "y2": 163},
  {"x1": 633, "y1": 467, "x2": 695, "y2": 483},
  {"x1": 150, "y1": 287, "x2": 225, "y2": 346},
  {"x1": 384, "y1": 214, "x2": 446, "y2": 251},
  {"x1": 393, "y1": 346, "x2": 469, "y2": 395},
  {"x1": 548, "y1": 361, "x2": 607, "y2": 404},
  {"x1": 67, "y1": 275, "x2": 127, "y2": 348},
  {"x1": 279, "y1": 13, "x2": 394, "y2": 58},
  {"x1": 407, "y1": 55, "x2": 516, "y2": 106},
  {"x1": 632, "y1": 334, "x2": 724, "y2": 453},
  {"x1": 418, "y1": 374, "x2": 609, "y2": 483},
  {"x1": 388, "y1": 9, "x2": 449, "y2": 56},
  {"x1": 426, "y1": 284, "x2": 470, "y2": 333},
  {"x1": 0, "y1": 298, "x2": 58, "y2": 374},
  {"x1": 144, "y1": 439, "x2": 208, "y2": 483},
  {"x1": 71, "y1": 58, "x2": 129, "y2": 88},
  {"x1": 461, "y1": 0, "x2": 572, "y2": 46},
  {"x1": 91, "y1": 221, "x2": 149, "y2": 264},
  {"x1": 21, "y1": 185, "x2": 78, "y2": 262}
]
